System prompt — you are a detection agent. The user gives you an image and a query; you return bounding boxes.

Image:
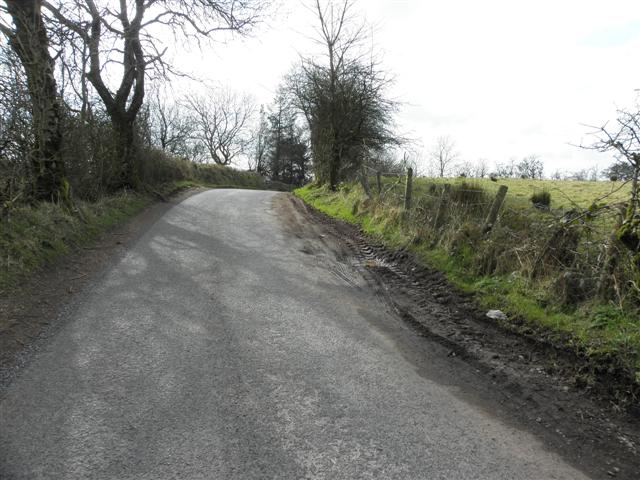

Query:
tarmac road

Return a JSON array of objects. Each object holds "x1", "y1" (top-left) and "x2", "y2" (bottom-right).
[{"x1": 0, "y1": 189, "x2": 590, "y2": 479}]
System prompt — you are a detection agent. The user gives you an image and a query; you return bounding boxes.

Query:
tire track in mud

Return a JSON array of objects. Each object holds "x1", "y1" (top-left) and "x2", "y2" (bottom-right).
[{"x1": 281, "y1": 194, "x2": 640, "y2": 480}]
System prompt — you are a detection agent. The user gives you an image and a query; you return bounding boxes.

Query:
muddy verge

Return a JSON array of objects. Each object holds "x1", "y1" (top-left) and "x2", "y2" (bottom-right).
[{"x1": 285, "y1": 194, "x2": 640, "y2": 479}]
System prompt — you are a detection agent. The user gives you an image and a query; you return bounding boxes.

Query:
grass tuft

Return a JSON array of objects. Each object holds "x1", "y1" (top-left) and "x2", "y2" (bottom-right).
[{"x1": 530, "y1": 189, "x2": 551, "y2": 210}]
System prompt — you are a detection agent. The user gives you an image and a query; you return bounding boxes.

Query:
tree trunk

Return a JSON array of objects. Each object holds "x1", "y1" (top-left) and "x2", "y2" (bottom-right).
[
  {"x1": 4, "y1": 0, "x2": 67, "y2": 202},
  {"x1": 329, "y1": 156, "x2": 340, "y2": 190},
  {"x1": 629, "y1": 162, "x2": 639, "y2": 220},
  {"x1": 112, "y1": 115, "x2": 139, "y2": 188},
  {"x1": 329, "y1": 140, "x2": 340, "y2": 190}
]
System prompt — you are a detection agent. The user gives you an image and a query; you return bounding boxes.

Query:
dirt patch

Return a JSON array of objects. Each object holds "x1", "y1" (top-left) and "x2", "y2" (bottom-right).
[
  {"x1": 0, "y1": 188, "x2": 204, "y2": 389},
  {"x1": 281, "y1": 194, "x2": 640, "y2": 480}
]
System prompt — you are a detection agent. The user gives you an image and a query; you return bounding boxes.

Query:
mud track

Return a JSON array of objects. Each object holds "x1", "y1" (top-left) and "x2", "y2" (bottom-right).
[{"x1": 284, "y1": 195, "x2": 640, "y2": 479}]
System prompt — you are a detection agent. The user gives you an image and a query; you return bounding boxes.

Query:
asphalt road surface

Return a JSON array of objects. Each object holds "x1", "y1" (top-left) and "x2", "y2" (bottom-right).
[{"x1": 0, "y1": 190, "x2": 590, "y2": 479}]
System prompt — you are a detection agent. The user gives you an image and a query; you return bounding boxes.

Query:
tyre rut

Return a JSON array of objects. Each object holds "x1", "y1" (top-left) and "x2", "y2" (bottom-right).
[{"x1": 283, "y1": 194, "x2": 640, "y2": 480}]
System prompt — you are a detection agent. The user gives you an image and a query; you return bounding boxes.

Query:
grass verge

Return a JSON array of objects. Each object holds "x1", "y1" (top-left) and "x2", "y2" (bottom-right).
[
  {"x1": 2, "y1": 185, "x2": 165, "y2": 291},
  {"x1": 0, "y1": 167, "x2": 270, "y2": 292},
  {"x1": 295, "y1": 182, "x2": 640, "y2": 388}
]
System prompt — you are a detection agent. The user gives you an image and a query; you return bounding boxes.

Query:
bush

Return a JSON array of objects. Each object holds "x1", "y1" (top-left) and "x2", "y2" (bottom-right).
[
  {"x1": 138, "y1": 148, "x2": 193, "y2": 185},
  {"x1": 193, "y1": 163, "x2": 264, "y2": 188},
  {"x1": 531, "y1": 189, "x2": 551, "y2": 210}
]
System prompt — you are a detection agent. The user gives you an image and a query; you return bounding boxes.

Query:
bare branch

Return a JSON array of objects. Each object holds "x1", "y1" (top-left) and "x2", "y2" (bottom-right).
[{"x1": 185, "y1": 88, "x2": 255, "y2": 165}]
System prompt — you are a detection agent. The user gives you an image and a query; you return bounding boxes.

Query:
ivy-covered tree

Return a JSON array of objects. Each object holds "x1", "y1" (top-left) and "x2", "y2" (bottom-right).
[{"x1": 0, "y1": 0, "x2": 68, "y2": 201}]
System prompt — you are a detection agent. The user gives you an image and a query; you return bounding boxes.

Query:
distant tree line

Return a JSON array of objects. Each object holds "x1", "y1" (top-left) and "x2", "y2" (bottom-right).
[{"x1": 411, "y1": 136, "x2": 631, "y2": 183}]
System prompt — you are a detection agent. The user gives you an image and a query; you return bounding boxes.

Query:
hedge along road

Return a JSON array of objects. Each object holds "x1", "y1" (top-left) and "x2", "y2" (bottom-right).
[{"x1": 0, "y1": 189, "x2": 590, "y2": 479}]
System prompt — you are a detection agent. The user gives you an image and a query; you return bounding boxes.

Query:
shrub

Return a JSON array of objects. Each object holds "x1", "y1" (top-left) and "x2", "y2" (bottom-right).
[
  {"x1": 531, "y1": 189, "x2": 551, "y2": 210},
  {"x1": 138, "y1": 147, "x2": 194, "y2": 185},
  {"x1": 193, "y1": 163, "x2": 263, "y2": 188}
]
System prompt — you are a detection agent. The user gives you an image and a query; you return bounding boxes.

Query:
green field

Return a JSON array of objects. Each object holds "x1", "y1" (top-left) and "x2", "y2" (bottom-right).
[{"x1": 386, "y1": 176, "x2": 632, "y2": 210}]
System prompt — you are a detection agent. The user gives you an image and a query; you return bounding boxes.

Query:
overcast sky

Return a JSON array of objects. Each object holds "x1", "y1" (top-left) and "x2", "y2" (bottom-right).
[{"x1": 171, "y1": 0, "x2": 640, "y2": 175}]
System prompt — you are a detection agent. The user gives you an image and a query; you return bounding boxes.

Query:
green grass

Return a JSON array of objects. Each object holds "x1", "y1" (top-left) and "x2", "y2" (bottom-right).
[
  {"x1": 295, "y1": 181, "x2": 640, "y2": 384},
  {"x1": 411, "y1": 177, "x2": 631, "y2": 210},
  {"x1": 0, "y1": 190, "x2": 151, "y2": 291},
  {"x1": 295, "y1": 184, "x2": 360, "y2": 223},
  {"x1": 375, "y1": 176, "x2": 631, "y2": 213}
]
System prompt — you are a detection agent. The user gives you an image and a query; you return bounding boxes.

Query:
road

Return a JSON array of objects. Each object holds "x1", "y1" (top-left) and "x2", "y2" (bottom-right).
[{"x1": 0, "y1": 189, "x2": 590, "y2": 479}]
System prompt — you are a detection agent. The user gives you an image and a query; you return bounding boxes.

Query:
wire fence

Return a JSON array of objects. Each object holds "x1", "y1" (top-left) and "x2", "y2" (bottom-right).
[
  {"x1": 356, "y1": 165, "x2": 636, "y2": 304},
  {"x1": 364, "y1": 166, "x2": 627, "y2": 228}
]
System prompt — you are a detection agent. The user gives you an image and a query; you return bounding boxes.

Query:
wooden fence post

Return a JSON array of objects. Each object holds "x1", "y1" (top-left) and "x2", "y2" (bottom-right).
[
  {"x1": 360, "y1": 167, "x2": 372, "y2": 198},
  {"x1": 483, "y1": 185, "x2": 508, "y2": 233},
  {"x1": 404, "y1": 167, "x2": 413, "y2": 213},
  {"x1": 433, "y1": 183, "x2": 451, "y2": 229},
  {"x1": 376, "y1": 170, "x2": 382, "y2": 195},
  {"x1": 597, "y1": 204, "x2": 626, "y2": 300}
]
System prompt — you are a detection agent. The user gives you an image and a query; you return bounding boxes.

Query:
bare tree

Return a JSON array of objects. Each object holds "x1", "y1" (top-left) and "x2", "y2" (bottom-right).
[
  {"x1": 186, "y1": 89, "x2": 255, "y2": 166},
  {"x1": 567, "y1": 166, "x2": 599, "y2": 181},
  {"x1": 516, "y1": 154, "x2": 543, "y2": 179},
  {"x1": 430, "y1": 135, "x2": 458, "y2": 177},
  {"x1": 148, "y1": 88, "x2": 192, "y2": 156},
  {"x1": 0, "y1": 0, "x2": 68, "y2": 201},
  {"x1": 550, "y1": 169, "x2": 563, "y2": 180},
  {"x1": 569, "y1": 169, "x2": 588, "y2": 181},
  {"x1": 494, "y1": 158, "x2": 518, "y2": 178},
  {"x1": 474, "y1": 158, "x2": 489, "y2": 178},
  {"x1": 586, "y1": 107, "x2": 640, "y2": 253},
  {"x1": 41, "y1": 0, "x2": 264, "y2": 186},
  {"x1": 248, "y1": 106, "x2": 269, "y2": 173},
  {"x1": 288, "y1": 0, "x2": 398, "y2": 189},
  {"x1": 455, "y1": 160, "x2": 473, "y2": 178},
  {"x1": 589, "y1": 108, "x2": 640, "y2": 194}
]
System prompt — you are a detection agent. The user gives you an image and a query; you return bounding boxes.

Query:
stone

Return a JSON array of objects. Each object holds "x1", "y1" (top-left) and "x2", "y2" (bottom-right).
[{"x1": 486, "y1": 309, "x2": 508, "y2": 321}]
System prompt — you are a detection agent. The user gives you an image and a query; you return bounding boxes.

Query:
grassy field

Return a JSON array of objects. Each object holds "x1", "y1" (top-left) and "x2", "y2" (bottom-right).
[
  {"x1": 296, "y1": 178, "x2": 640, "y2": 387},
  {"x1": 385, "y1": 176, "x2": 631, "y2": 210},
  {"x1": 493, "y1": 178, "x2": 630, "y2": 209}
]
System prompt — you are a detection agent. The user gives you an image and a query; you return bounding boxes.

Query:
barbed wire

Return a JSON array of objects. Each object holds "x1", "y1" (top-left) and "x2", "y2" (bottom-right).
[{"x1": 363, "y1": 169, "x2": 630, "y2": 239}]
